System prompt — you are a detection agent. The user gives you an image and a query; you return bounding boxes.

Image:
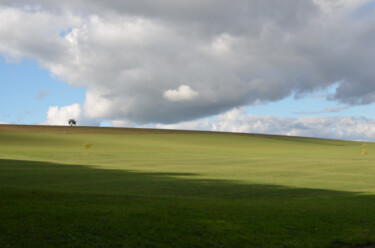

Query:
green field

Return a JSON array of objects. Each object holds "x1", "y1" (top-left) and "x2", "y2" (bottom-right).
[{"x1": 1, "y1": 125, "x2": 375, "y2": 248}]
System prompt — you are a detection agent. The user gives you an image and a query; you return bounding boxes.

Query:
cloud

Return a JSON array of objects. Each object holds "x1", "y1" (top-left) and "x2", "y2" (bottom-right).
[
  {"x1": 164, "y1": 85, "x2": 199, "y2": 102},
  {"x1": 35, "y1": 89, "x2": 49, "y2": 100},
  {"x1": 0, "y1": 1, "x2": 374, "y2": 125},
  {"x1": 309, "y1": 94, "x2": 330, "y2": 99},
  {"x1": 111, "y1": 119, "x2": 132, "y2": 127},
  {"x1": 42, "y1": 104, "x2": 82, "y2": 126},
  {"x1": 151, "y1": 108, "x2": 375, "y2": 141},
  {"x1": 324, "y1": 107, "x2": 348, "y2": 113},
  {"x1": 294, "y1": 106, "x2": 348, "y2": 115},
  {"x1": 41, "y1": 103, "x2": 99, "y2": 126}
]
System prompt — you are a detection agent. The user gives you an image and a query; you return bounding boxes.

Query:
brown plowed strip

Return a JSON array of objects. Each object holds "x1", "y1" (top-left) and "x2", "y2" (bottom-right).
[{"x1": 0, "y1": 124, "x2": 194, "y2": 134}]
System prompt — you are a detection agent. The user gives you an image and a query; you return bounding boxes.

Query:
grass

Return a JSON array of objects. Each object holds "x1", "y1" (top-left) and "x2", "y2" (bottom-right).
[{"x1": 0, "y1": 124, "x2": 375, "y2": 247}]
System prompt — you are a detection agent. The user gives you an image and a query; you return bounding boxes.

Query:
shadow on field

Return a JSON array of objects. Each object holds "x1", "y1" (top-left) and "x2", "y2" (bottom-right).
[{"x1": 1, "y1": 158, "x2": 375, "y2": 248}]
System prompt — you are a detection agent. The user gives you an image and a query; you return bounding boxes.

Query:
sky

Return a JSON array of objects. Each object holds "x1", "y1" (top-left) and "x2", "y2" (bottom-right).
[{"x1": 0, "y1": 0, "x2": 374, "y2": 141}]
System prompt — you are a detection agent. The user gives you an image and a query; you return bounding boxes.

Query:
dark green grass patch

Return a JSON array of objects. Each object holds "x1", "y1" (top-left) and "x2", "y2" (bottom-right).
[{"x1": 1, "y1": 159, "x2": 375, "y2": 248}]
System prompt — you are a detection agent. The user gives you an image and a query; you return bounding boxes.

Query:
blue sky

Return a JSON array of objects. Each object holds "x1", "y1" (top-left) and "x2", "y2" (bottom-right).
[
  {"x1": 246, "y1": 92, "x2": 375, "y2": 120},
  {"x1": 0, "y1": 58, "x2": 85, "y2": 124},
  {"x1": 0, "y1": 0, "x2": 374, "y2": 141}
]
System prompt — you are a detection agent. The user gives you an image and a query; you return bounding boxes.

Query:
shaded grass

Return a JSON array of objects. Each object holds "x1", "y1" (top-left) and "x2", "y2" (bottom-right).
[{"x1": 1, "y1": 159, "x2": 375, "y2": 248}]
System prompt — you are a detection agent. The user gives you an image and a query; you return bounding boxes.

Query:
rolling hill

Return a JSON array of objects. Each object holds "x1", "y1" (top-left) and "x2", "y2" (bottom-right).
[{"x1": 0, "y1": 124, "x2": 374, "y2": 248}]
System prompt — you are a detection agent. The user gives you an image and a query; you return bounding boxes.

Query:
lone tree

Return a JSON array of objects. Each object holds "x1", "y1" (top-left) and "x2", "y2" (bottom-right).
[{"x1": 68, "y1": 119, "x2": 77, "y2": 126}]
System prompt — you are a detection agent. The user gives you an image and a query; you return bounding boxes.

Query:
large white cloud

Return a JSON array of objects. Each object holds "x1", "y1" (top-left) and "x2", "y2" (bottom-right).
[
  {"x1": 42, "y1": 103, "x2": 99, "y2": 126},
  {"x1": 42, "y1": 104, "x2": 82, "y2": 126},
  {"x1": 0, "y1": 0, "x2": 374, "y2": 125}
]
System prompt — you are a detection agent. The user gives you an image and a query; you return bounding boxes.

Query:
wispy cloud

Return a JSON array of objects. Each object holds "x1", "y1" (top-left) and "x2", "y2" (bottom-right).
[
  {"x1": 294, "y1": 106, "x2": 348, "y2": 115},
  {"x1": 309, "y1": 94, "x2": 329, "y2": 99},
  {"x1": 35, "y1": 89, "x2": 49, "y2": 100}
]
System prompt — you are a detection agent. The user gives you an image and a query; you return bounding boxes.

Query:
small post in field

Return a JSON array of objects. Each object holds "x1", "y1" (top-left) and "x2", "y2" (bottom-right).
[
  {"x1": 362, "y1": 144, "x2": 368, "y2": 156},
  {"x1": 83, "y1": 142, "x2": 92, "y2": 154}
]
